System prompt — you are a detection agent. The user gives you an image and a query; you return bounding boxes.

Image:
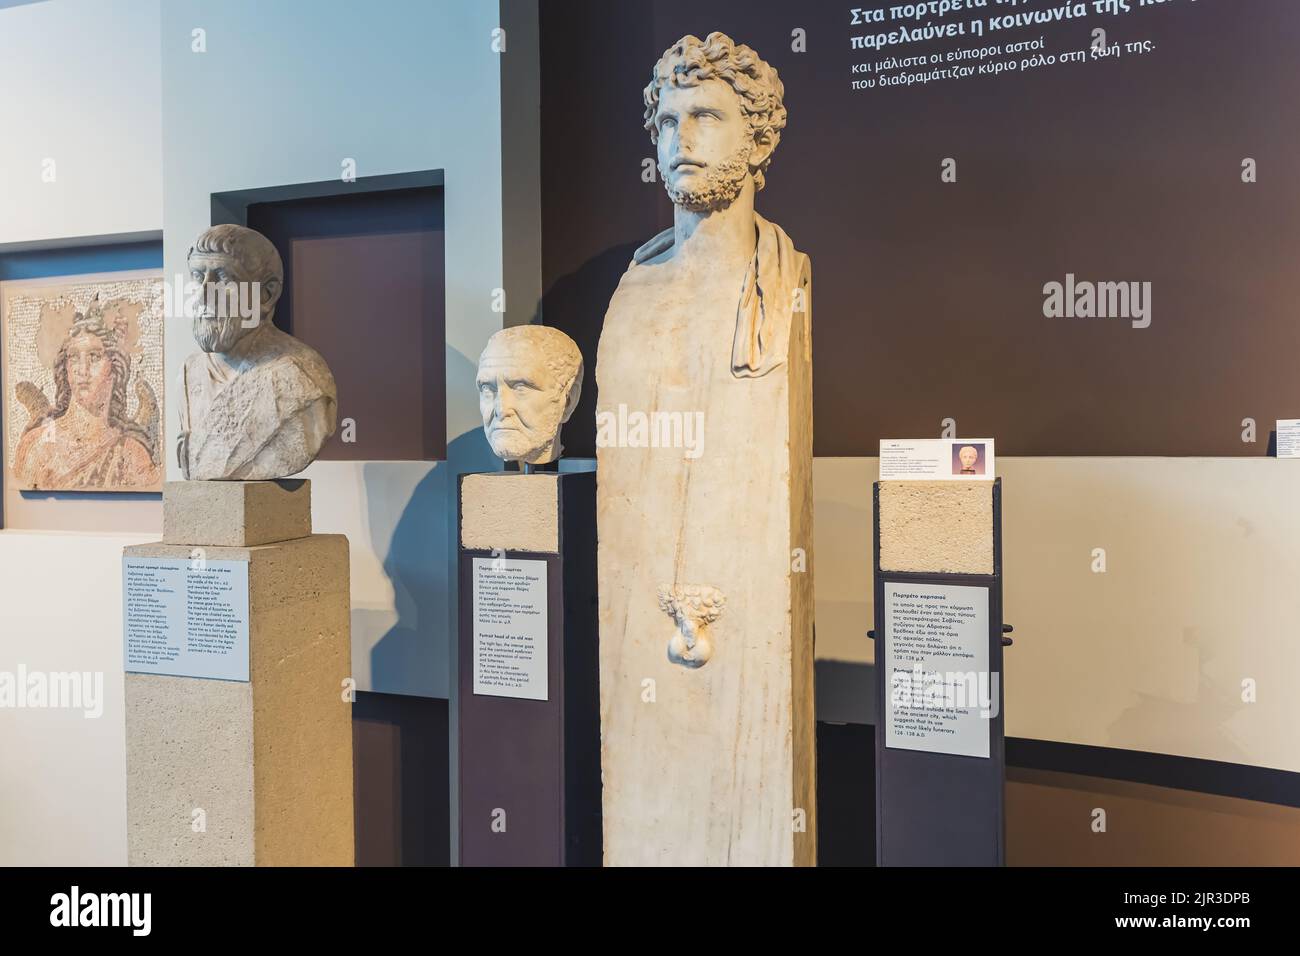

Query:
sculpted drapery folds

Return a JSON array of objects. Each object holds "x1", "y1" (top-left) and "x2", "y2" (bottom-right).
[{"x1": 638, "y1": 31, "x2": 805, "y2": 379}]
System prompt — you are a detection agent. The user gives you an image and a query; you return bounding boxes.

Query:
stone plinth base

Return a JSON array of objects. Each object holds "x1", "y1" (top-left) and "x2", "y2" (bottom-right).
[
  {"x1": 873, "y1": 478, "x2": 1005, "y2": 866},
  {"x1": 460, "y1": 472, "x2": 559, "y2": 553},
  {"x1": 877, "y1": 480, "x2": 994, "y2": 574},
  {"x1": 163, "y1": 478, "x2": 311, "y2": 547},
  {"x1": 125, "y1": 480, "x2": 352, "y2": 866},
  {"x1": 457, "y1": 470, "x2": 600, "y2": 866}
]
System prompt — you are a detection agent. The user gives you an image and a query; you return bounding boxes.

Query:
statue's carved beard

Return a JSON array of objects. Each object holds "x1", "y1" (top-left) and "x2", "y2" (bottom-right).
[
  {"x1": 488, "y1": 407, "x2": 564, "y2": 463},
  {"x1": 662, "y1": 145, "x2": 752, "y2": 213},
  {"x1": 192, "y1": 313, "x2": 250, "y2": 354}
]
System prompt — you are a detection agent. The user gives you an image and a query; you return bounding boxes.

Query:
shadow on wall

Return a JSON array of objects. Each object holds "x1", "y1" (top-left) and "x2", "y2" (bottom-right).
[
  {"x1": 353, "y1": 691, "x2": 451, "y2": 866},
  {"x1": 362, "y1": 346, "x2": 499, "y2": 697},
  {"x1": 1092, "y1": 466, "x2": 1264, "y2": 766},
  {"x1": 816, "y1": 659, "x2": 875, "y2": 726},
  {"x1": 994, "y1": 460, "x2": 1283, "y2": 769},
  {"x1": 549, "y1": 243, "x2": 642, "y2": 460},
  {"x1": 810, "y1": 478, "x2": 875, "y2": 664},
  {"x1": 1006, "y1": 768, "x2": 1300, "y2": 866}
]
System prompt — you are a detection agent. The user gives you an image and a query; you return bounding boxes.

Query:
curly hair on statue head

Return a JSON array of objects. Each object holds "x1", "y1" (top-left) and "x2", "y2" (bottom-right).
[
  {"x1": 482, "y1": 324, "x2": 584, "y2": 395},
  {"x1": 643, "y1": 31, "x2": 787, "y2": 192},
  {"x1": 188, "y1": 223, "x2": 284, "y2": 285}
]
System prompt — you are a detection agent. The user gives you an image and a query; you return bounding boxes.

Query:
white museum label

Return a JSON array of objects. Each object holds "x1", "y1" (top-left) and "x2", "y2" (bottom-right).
[
  {"x1": 122, "y1": 557, "x2": 250, "y2": 682},
  {"x1": 1277, "y1": 420, "x2": 1300, "y2": 459},
  {"x1": 879, "y1": 439, "x2": 996, "y2": 481},
  {"x1": 884, "y1": 582, "x2": 992, "y2": 759},
  {"x1": 472, "y1": 557, "x2": 548, "y2": 701}
]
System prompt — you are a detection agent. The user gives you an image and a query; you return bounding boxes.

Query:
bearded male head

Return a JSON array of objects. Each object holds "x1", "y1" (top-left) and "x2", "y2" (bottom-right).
[{"x1": 644, "y1": 32, "x2": 787, "y2": 213}]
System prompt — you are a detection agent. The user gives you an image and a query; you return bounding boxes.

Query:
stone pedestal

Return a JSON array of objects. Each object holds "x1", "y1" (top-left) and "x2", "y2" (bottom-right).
[
  {"x1": 162, "y1": 477, "x2": 311, "y2": 547},
  {"x1": 877, "y1": 480, "x2": 995, "y2": 575},
  {"x1": 457, "y1": 470, "x2": 600, "y2": 866},
  {"x1": 123, "y1": 480, "x2": 354, "y2": 866},
  {"x1": 873, "y1": 478, "x2": 1006, "y2": 866}
]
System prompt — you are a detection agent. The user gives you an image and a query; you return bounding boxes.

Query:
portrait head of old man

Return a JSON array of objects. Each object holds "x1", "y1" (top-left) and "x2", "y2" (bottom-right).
[
  {"x1": 186, "y1": 224, "x2": 284, "y2": 355},
  {"x1": 644, "y1": 32, "x2": 787, "y2": 213},
  {"x1": 477, "y1": 325, "x2": 583, "y2": 465},
  {"x1": 178, "y1": 223, "x2": 336, "y2": 481}
]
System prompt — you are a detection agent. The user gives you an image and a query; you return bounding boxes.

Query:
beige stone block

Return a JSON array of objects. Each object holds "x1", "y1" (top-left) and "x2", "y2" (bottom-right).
[
  {"x1": 124, "y1": 534, "x2": 353, "y2": 866},
  {"x1": 125, "y1": 674, "x2": 255, "y2": 865},
  {"x1": 878, "y1": 480, "x2": 994, "y2": 574},
  {"x1": 460, "y1": 472, "x2": 559, "y2": 554},
  {"x1": 162, "y1": 479, "x2": 312, "y2": 548}
]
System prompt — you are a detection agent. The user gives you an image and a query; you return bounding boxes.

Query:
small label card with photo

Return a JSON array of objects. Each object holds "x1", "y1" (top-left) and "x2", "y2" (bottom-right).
[
  {"x1": 472, "y1": 557, "x2": 548, "y2": 701},
  {"x1": 1276, "y1": 420, "x2": 1300, "y2": 459},
  {"x1": 879, "y1": 438, "x2": 996, "y2": 480},
  {"x1": 123, "y1": 556, "x2": 250, "y2": 681}
]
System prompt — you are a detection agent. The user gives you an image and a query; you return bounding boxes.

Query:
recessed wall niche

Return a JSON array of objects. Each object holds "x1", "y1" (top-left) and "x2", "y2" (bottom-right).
[{"x1": 212, "y1": 172, "x2": 446, "y2": 462}]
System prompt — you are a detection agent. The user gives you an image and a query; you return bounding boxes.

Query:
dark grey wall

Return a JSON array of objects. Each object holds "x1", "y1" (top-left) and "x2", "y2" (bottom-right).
[{"x1": 541, "y1": 0, "x2": 1300, "y2": 457}]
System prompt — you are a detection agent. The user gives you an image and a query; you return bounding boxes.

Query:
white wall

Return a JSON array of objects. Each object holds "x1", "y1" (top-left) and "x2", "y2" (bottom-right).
[
  {"x1": 0, "y1": 0, "x2": 164, "y2": 537},
  {"x1": 0, "y1": 0, "x2": 528, "y2": 865},
  {"x1": 0, "y1": 531, "x2": 152, "y2": 865},
  {"x1": 159, "y1": 0, "x2": 515, "y2": 700},
  {"x1": 814, "y1": 458, "x2": 1300, "y2": 775},
  {"x1": 0, "y1": 0, "x2": 163, "y2": 865},
  {"x1": 0, "y1": 0, "x2": 161, "y2": 245}
]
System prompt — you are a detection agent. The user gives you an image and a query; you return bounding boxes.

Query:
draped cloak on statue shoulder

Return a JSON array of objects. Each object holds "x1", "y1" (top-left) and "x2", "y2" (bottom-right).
[{"x1": 630, "y1": 212, "x2": 809, "y2": 379}]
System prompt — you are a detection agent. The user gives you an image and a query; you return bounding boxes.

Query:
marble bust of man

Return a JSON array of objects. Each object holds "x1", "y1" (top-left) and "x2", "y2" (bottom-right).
[
  {"x1": 477, "y1": 325, "x2": 583, "y2": 465},
  {"x1": 595, "y1": 33, "x2": 815, "y2": 865},
  {"x1": 178, "y1": 224, "x2": 337, "y2": 480},
  {"x1": 615, "y1": 30, "x2": 810, "y2": 379}
]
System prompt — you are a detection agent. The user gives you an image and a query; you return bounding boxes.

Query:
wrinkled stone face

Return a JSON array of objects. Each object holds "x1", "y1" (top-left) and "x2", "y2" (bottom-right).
[
  {"x1": 476, "y1": 342, "x2": 568, "y2": 463},
  {"x1": 188, "y1": 252, "x2": 260, "y2": 354},
  {"x1": 653, "y1": 79, "x2": 754, "y2": 212}
]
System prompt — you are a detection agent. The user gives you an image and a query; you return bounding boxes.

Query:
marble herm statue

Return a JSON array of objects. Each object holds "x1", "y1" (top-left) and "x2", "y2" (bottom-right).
[
  {"x1": 595, "y1": 32, "x2": 816, "y2": 866},
  {"x1": 477, "y1": 324, "x2": 583, "y2": 465},
  {"x1": 178, "y1": 224, "x2": 337, "y2": 480}
]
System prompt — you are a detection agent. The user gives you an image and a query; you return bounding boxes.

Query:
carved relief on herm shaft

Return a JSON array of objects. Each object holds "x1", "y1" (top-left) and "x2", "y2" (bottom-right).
[{"x1": 657, "y1": 584, "x2": 726, "y2": 668}]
